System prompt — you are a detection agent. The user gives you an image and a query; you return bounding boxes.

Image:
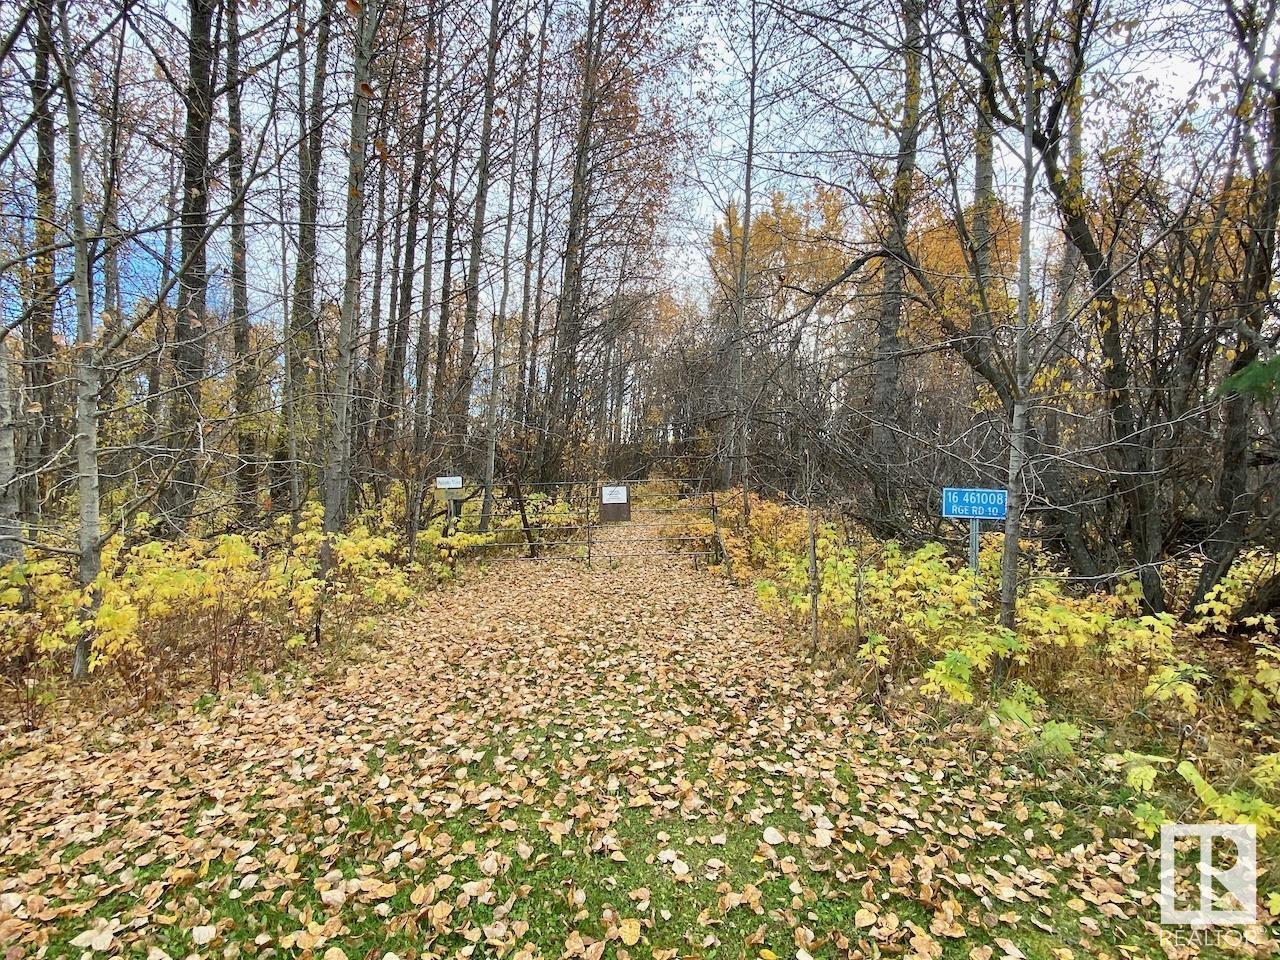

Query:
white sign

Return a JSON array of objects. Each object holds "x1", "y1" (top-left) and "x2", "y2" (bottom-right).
[
  {"x1": 601, "y1": 485, "x2": 628, "y2": 505},
  {"x1": 435, "y1": 476, "x2": 463, "y2": 490},
  {"x1": 1159, "y1": 823, "x2": 1256, "y2": 926}
]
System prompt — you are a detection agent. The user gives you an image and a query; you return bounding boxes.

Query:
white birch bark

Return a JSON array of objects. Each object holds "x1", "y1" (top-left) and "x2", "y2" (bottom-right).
[{"x1": 57, "y1": 6, "x2": 103, "y2": 679}]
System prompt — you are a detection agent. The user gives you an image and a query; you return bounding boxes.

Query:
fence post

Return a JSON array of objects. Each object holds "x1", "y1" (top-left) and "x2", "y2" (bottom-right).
[
  {"x1": 587, "y1": 499, "x2": 594, "y2": 565},
  {"x1": 807, "y1": 498, "x2": 819, "y2": 658},
  {"x1": 710, "y1": 488, "x2": 737, "y2": 584},
  {"x1": 805, "y1": 450, "x2": 819, "y2": 657}
]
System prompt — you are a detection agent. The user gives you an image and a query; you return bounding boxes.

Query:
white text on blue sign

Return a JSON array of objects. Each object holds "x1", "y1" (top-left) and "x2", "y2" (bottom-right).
[{"x1": 942, "y1": 487, "x2": 1008, "y2": 519}]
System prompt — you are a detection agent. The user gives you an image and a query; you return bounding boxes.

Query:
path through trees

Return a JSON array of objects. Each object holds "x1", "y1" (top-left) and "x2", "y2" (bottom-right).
[{"x1": 1, "y1": 531, "x2": 1189, "y2": 958}]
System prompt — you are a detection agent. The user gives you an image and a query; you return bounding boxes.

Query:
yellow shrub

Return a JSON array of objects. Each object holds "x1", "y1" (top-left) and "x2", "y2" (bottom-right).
[
  {"x1": 1, "y1": 500, "x2": 447, "y2": 712},
  {"x1": 1193, "y1": 548, "x2": 1278, "y2": 633},
  {"x1": 729, "y1": 499, "x2": 1186, "y2": 713},
  {"x1": 0, "y1": 558, "x2": 78, "y2": 663}
]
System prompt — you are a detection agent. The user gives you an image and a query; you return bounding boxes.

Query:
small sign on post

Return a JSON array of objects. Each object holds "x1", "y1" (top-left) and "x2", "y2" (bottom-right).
[
  {"x1": 436, "y1": 476, "x2": 465, "y2": 523},
  {"x1": 599, "y1": 484, "x2": 630, "y2": 523},
  {"x1": 942, "y1": 487, "x2": 1007, "y2": 572}
]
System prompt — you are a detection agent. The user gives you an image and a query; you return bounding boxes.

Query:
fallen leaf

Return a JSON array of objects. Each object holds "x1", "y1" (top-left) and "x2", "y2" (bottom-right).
[{"x1": 619, "y1": 917, "x2": 641, "y2": 946}]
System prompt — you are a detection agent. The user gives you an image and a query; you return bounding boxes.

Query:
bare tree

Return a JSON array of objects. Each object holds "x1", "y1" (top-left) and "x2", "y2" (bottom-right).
[
  {"x1": 162, "y1": 0, "x2": 219, "y2": 531},
  {"x1": 323, "y1": 0, "x2": 380, "y2": 550}
]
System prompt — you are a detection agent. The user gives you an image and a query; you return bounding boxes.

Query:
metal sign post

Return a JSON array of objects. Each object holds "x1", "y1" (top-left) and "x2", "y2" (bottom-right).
[{"x1": 942, "y1": 487, "x2": 1008, "y2": 573}]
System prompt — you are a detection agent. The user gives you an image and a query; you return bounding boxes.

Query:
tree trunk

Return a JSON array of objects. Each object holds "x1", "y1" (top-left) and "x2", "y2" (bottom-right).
[
  {"x1": 457, "y1": 0, "x2": 503, "y2": 465},
  {"x1": 544, "y1": 0, "x2": 603, "y2": 479},
  {"x1": 481, "y1": 44, "x2": 529, "y2": 532},
  {"x1": 372, "y1": 173, "x2": 404, "y2": 471},
  {"x1": 0, "y1": 336, "x2": 18, "y2": 563},
  {"x1": 323, "y1": 0, "x2": 378, "y2": 553},
  {"x1": 411, "y1": 4, "x2": 445, "y2": 467},
  {"x1": 406, "y1": 9, "x2": 444, "y2": 561},
  {"x1": 1039, "y1": 72, "x2": 1092, "y2": 578},
  {"x1": 524, "y1": 134, "x2": 555, "y2": 436},
  {"x1": 998, "y1": 0, "x2": 1035, "y2": 642},
  {"x1": 1240, "y1": 572, "x2": 1280, "y2": 620},
  {"x1": 25, "y1": 0, "x2": 57, "y2": 526},
  {"x1": 968, "y1": 0, "x2": 998, "y2": 379},
  {"x1": 1194, "y1": 58, "x2": 1280, "y2": 604},
  {"x1": 379, "y1": 42, "x2": 432, "y2": 453},
  {"x1": 869, "y1": 0, "x2": 922, "y2": 519},
  {"x1": 163, "y1": 0, "x2": 217, "y2": 532},
  {"x1": 58, "y1": 5, "x2": 103, "y2": 679},
  {"x1": 276, "y1": 158, "x2": 303, "y2": 524},
  {"x1": 290, "y1": 0, "x2": 335, "y2": 474},
  {"x1": 355, "y1": 108, "x2": 390, "y2": 486},
  {"x1": 226, "y1": 0, "x2": 257, "y2": 522},
  {"x1": 97, "y1": 28, "x2": 125, "y2": 407},
  {"x1": 429, "y1": 138, "x2": 463, "y2": 454},
  {"x1": 515, "y1": 0, "x2": 549, "y2": 439},
  {"x1": 730, "y1": 0, "x2": 759, "y2": 526},
  {"x1": 146, "y1": 152, "x2": 178, "y2": 437},
  {"x1": 1020, "y1": 32, "x2": 1162, "y2": 609}
]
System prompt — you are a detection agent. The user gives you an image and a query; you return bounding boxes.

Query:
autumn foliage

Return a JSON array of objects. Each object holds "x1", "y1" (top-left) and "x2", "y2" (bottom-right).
[
  {"x1": 0, "y1": 503, "x2": 424, "y2": 721},
  {"x1": 717, "y1": 493, "x2": 1280, "y2": 840}
]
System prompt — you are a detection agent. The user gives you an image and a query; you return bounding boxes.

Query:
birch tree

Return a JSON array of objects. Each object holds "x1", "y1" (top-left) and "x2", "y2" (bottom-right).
[{"x1": 54, "y1": 0, "x2": 102, "y2": 679}]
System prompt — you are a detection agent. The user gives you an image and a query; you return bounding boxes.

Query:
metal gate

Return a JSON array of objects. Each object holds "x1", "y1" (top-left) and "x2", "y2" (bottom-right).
[{"x1": 441, "y1": 477, "x2": 723, "y2": 564}]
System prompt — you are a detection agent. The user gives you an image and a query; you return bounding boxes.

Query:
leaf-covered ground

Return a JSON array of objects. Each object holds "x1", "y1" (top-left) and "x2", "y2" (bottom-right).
[{"x1": 0, "y1": 525, "x2": 1269, "y2": 959}]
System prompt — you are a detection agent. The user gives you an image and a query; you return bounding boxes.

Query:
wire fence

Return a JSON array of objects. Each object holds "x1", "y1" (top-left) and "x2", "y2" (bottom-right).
[{"x1": 442, "y1": 477, "x2": 723, "y2": 564}]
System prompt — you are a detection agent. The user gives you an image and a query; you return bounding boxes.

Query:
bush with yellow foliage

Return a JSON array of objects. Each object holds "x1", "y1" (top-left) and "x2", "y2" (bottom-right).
[
  {"x1": 721, "y1": 493, "x2": 1280, "y2": 837},
  {"x1": 723, "y1": 493, "x2": 1276, "y2": 724},
  {"x1": 0, "y1": 502, "x2": 425, "y2": 723}
]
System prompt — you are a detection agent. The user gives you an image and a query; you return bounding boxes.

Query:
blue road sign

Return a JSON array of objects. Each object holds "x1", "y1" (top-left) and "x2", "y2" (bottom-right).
[{"x1": 942, "y1": 487, "x2": 1007, "y2": 520}]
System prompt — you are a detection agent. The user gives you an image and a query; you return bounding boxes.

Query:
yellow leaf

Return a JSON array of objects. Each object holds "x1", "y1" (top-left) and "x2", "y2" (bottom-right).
[{"x1": 619, "y1": 918, "x2": 641, "y2": 946}]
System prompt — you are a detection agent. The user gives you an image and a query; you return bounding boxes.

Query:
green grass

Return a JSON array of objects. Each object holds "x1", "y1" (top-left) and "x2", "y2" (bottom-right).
[{"x1": 12, "y1": 719, "x2": 1258, "y2": 960}]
